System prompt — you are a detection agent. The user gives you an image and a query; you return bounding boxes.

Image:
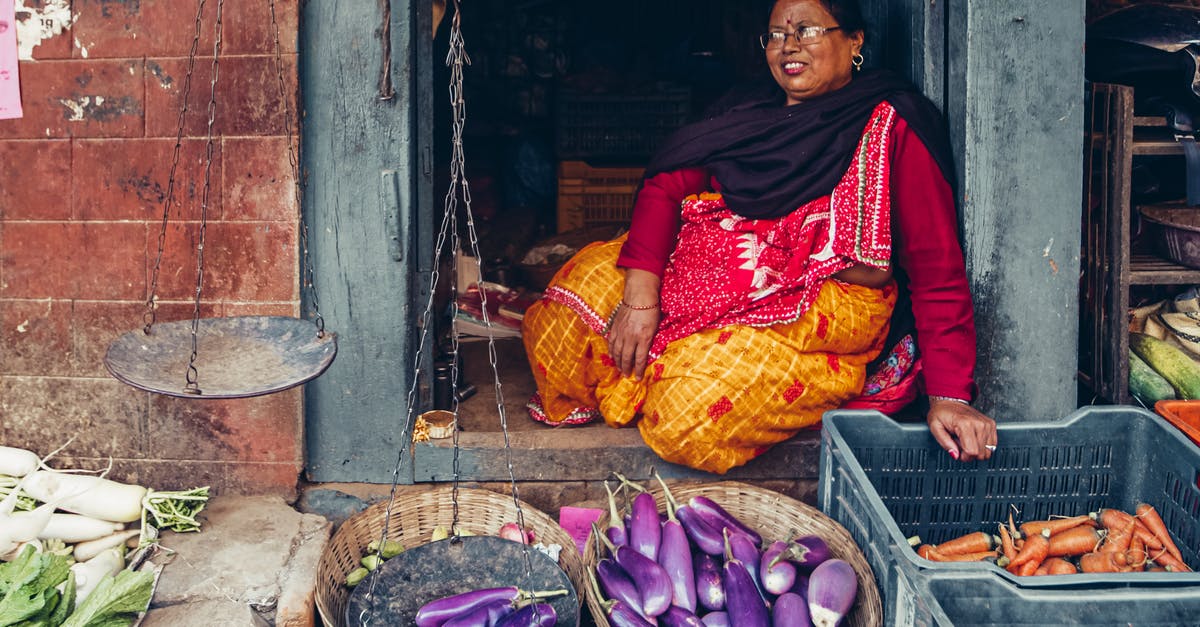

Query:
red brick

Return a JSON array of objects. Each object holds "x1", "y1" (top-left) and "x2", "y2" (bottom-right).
[
  {"x1": 223, "y1": 0, "x2": 299, "y2": 56},
  {"x1": 1, "y1": 222, "x2": 146, "y2": 298},
  {"x1": 0, "y1": 298, "x2": 72, "y2": 376},
  {"x1": 0, "y1": 60, "x2": 144, "y2": 140},
  {"x1": 0, "y1": 376, "x2": 148, "y2": 459},
  {"x1": 74, "y1": 138, "x2": 224, "y2": 221},
  {"x1": 0, "y1": 140, "x2": 71, "y2": 220},
  {"x1": 13, "y1": 2, "x2": 73, "y2": 60},
  {"x1": 222, "y1": 137, "x2": 297, "y2": 221},
  {"x1": 148, "y1": 389, "x2": 302, "y2": 463},
  {"x1": 223, "y1": 302, "x2": 298, "y2": 317},
  {"x1": 155, "y1": 221, "x2": 298, "y2": 302},
  {"x1": 145, "y1": 56, "x2": 296, "y2": 138}
]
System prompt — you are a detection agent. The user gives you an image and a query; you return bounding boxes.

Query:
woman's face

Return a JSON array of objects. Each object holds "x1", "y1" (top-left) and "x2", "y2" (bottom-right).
[{"x1": 765, "y1": 0, "x2": 864, "y2": 105}]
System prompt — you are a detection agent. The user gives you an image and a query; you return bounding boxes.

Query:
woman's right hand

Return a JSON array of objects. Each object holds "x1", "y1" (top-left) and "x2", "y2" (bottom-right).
[{"x1": 607, "y1": 268, "x2": 662, "y2": 380}]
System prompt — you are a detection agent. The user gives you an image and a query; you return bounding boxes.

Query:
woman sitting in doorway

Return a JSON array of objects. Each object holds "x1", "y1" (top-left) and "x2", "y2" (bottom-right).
[{"x1": 521, "y1": 0, "x2": 997, "y2": 474}]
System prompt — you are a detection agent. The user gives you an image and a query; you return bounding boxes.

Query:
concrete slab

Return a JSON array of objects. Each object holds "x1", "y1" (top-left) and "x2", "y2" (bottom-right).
[{"x1": 144, "y1": 495, "x2": 331, "y2": 626}]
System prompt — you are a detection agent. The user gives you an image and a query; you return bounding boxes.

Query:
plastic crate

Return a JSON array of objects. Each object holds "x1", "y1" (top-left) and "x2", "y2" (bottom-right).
[
  {"x1": 1156, "y1": 399, "x2": 1200, "y2": 449},
  {"x1": 555, "y1": 85, "x2": 691, "y2": 159},
  {"x1": 556, "y1": 161, "x2": 643, "y2": 233},
  {"x1": 819, "y1": 406, "x2": 1200, "y2": 627}
]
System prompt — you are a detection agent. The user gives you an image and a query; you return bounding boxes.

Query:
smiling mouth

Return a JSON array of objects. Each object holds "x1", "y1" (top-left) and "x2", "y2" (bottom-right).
[{"x1": 782, "y1": 61, "x2": 807, "y2": 75}]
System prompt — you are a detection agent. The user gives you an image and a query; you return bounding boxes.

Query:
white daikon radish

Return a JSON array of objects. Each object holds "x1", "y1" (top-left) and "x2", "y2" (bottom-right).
[
  {"x1": 74, "y1": 529, "x2": 141, "y2": 562},
  {"x1": 1, "y1": 539, "x2": 42, "y2": 562},
  {"x1": 38, "y1": 513, "x2": 125, "y2": 543},
  {"x1": 0, "y1": 446, "x2": 40, "y2": 477},
  {"x1": 1, "y1": 502, "x2": 58, "y2": 543},
  {"x1": 71, "y1": 547, "x2": 126, "y2": 603},
  {"x1": 22, "y1": 470, "x2": 147, "y2": 523}
]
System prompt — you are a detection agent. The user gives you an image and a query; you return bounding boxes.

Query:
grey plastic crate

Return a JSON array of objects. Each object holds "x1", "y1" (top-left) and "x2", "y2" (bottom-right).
[{"x1": 819, "y1": 406, "x2": 1200, "y2": 627}]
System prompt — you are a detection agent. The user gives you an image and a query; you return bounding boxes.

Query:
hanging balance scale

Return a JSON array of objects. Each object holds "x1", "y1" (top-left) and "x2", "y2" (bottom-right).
[
  {"x1": 344, "y1": 2, "x2": 578, "y2": 625},
  {"x1": 103, "y1": 0, "x2": 336, "y2": 399}
]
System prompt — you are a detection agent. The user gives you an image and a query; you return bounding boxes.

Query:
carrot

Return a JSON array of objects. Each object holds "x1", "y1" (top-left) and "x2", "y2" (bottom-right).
[
  {"x1": 1149, "y1": 548, "x2": 1192, "y2": 572},
  {"x1": 1008, "y1": 528, "x2": 1050, "y2": 571},
  {"x1": 1020, "y1": 559, "x2": 1044, "y2": 576},
  {"x1": 1079, "y1": 551, "x2": 1123, "y2": 573},
  {"x1": 1033, "y1": 562, "x2": 1051, "y2": 576},
  {"x1": 1101, "y1": 516, "x2": 1136, "y2": 554},
  {"x1": 1045, "y1": 557, "x2": 1078, "y2": 575},
  {"x1": 1008, "y1": 510, "x2": 1021, "y2": 542},
  {"x1": 1128, "y1": 535, "x2": 1147, "y2": 570},
  {"x1": 998, "y1": 524, "x2": 1017, "y2": 562},
  {"x1": 1020, "y1": 515, "x2": 1094, "y2": 538},
  {"x1": 916, "y1": 544, "x2": 935, "y2": 560},
  {"x1": 935, "y1": 531, "x2": 993, "y2": 556},
  {"x1": 924, "y1": 548, "x2": 999, "y2": 562},
  {"x1": 1046, "y1": 526, "x2": 1102, "y2": 557},
  {"x1": 1094, "y1": 508, "x2": 1161, "y2": 549},
  {"x1": 1136, "y1": 503, "x2": 1182, "y2": 562}
]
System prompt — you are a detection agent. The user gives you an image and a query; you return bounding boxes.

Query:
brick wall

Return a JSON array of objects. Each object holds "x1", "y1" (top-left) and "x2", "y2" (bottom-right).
[{"x1": 0, "y1": 1, "x2": 305, "y2": 497}]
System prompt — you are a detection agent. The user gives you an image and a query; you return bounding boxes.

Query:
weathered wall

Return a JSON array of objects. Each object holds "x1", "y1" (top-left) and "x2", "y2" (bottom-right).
[{"x1": 0, "y1": 0, "x2": 304, "y2": 497}]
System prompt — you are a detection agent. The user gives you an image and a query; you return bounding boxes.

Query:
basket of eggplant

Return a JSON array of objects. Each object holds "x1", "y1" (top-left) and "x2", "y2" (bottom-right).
[{"x1": 583, "y1": 475, "x2": 883, "y2": 627}]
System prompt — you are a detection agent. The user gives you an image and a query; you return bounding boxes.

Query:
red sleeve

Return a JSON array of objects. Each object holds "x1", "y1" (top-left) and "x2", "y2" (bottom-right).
[
  {"x1": 616, "y1": 167, "x2": 709, "y2": 275},
  {"x1": 890, "y1": 117, "x2": 978, "y2": 401}
]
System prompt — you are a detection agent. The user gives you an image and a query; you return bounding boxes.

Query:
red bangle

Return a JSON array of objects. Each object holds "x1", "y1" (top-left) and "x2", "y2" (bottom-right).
[{"x1": 619, "y1": 300, "x2": 659, "y2": 311}]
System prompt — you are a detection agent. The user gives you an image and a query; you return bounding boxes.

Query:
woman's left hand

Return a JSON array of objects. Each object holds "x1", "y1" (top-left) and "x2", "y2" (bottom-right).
[{"x1": 927, "y1": 399, "x2": 997, "y2": 462}]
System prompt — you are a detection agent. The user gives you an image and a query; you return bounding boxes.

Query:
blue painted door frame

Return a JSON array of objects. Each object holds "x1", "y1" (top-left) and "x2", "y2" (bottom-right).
[{"x1": 300, "y1": 0, "x2": 435, "y2": 482}]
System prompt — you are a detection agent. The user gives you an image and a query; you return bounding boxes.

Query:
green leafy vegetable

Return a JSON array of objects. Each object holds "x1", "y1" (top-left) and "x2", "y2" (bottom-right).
[
  {"x1": 0, "y1": 545, "x2": 70, "y2": 625},
  {"x1": 58, "y1": 569, "x2": 153, "y2": 627}
]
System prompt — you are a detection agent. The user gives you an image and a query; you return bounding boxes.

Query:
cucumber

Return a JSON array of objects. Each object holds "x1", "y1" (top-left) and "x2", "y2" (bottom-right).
[
  {"x1": 1128, "y1": 349, "x2": 1176, "y2": 404},
  {"x1": 1129, "y1": 332, "x2": 1200, "y2": 400}
]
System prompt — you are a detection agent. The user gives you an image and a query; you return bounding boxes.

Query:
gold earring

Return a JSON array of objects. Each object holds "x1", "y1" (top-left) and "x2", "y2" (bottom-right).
[{"x1": 852, "y1": 53, "x2": 864, "y2": 71}]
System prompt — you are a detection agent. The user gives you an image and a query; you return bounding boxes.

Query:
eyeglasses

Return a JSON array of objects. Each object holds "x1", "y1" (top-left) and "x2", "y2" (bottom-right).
[{"x1": 759, "y1": 26, "x2": 843, "y2": 49}]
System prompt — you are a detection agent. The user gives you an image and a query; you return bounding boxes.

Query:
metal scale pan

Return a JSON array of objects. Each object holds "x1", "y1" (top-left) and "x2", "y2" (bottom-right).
[
  {"x1": 104, "y1": 316, "x2": 336, "y2": 399},
  {"x1": 344, "y1": 535, "x2": 579, "y2": 626}
]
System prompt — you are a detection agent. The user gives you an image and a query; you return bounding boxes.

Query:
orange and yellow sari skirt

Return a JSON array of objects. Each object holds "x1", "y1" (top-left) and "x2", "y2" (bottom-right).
[{"x1": 521, "y1": 238, "x2": 896, "y2": 474}]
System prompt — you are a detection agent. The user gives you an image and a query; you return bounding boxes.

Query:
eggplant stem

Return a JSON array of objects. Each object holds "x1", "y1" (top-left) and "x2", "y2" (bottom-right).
[
  {"x1": 610, "y1": 472, "x2": 649, "y2": 494},
  {"x1": 592, "y1": 520, "x2": 615, "y2": 553},
  {"x1": 519, "y1": 588, "x2": 569, "y2": 602},
  {"x1": 651, "y1": 468, "x2": 679, "y2": 520}
]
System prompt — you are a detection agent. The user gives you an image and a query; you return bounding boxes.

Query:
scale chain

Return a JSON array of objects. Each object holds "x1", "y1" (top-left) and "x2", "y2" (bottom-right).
[
  {"x1": 183, "y1": 0, "x2": 225, "y2": 395},
  {"x1": 363, "y1": 0, "x2": 539, "y2": 619},
  {"x1": 270, "y1": 0, "x2": 325, "y2": 335},
  {"x1": 144, "y1": 0, "x2": 209, "y2": 334}
]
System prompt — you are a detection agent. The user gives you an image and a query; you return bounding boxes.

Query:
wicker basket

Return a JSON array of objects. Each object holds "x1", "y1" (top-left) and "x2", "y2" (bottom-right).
[
  {"x1": 315, "y1": 486, "x2": 586, "y2": 627},
  {"x1": 582, "y1": 482, "x2": 883, "y2": 627}
]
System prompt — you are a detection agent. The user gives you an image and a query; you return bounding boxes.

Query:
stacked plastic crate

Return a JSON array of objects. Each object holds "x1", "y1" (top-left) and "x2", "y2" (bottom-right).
[
  {"x1": 818, "y1": 406, "x2": 1200, "y2": 626},
  {"x1": 554, "y1": 84, "x2": 690, "y2": 233}
]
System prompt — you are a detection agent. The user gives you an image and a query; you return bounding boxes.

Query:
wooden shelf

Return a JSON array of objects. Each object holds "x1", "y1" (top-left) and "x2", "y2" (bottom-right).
[
  {"x1": 1133, "y1": 127, "x2": 1186, "y2": 156},
  {"x1": 1129, "y1": 253, "x2": 1200, "y2": 284}
]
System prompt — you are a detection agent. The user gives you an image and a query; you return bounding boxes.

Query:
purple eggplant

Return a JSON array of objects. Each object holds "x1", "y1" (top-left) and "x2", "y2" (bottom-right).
[
  {"x1": 760, "y1": 540, "x2": 799, "y2": 596},
  {"x1": 614, "y1": 544, "x2": 673, "y2": 617},
  {"x1": 727, "y1": 531, "x2": 763, "y2": 596},
  {"x1": 659, "y1": 605, "x2": 705, "y2": 627},
  {"x1": 590, "y1": 568, "x2": 656, "y2": 627},
  {"x1": 772, "y1": 591, "x2": 812, "y2": 627},
  {"x1": 652, "y1": 471, "x2": 697, "y2": 613},
  {"x1": 722, "y1": 555, "x2": 769, "y2": 627},
  {"x1": 807, "y1": 558, "x2": 858, "y2": 627},
  {"x1": 629, "y1": 491, "x2": 662, "y2": 561},
  {"x1": 414, "y1": 587, "x2": 566, "y2": 627},
  {"x1": 441, "y1": 598, "x2": 514, "y2": 627},
  {"x1": 676, "y1": 505, "x2": 726, "y2": 555},
  {"x1": 786, "y1": 534, "x2": 833, "y2": 570},
  {"x1": 700, "y1": 611, "x2": 730, "y2": 627},
  {"x1": 694, "y1": 552, "x2": 725, "y2": 612},
  {"x1": 688, "y1": 496, "x2": 762, "y2": 546},
  {"x1": 493, "y1": 603, "x2": 556, "y2": 627},
  {"x1": 603, "y1": 481, "x2": 628, "y2": 547},
  {"x1": 597, "y1": 558, "x2": 646, "y2": 618}
]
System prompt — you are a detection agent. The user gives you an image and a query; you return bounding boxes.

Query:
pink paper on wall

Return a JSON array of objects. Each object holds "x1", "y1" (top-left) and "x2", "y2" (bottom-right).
[{"x1": 0, "y1": 0, "x2": 22, "y2": 120}]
